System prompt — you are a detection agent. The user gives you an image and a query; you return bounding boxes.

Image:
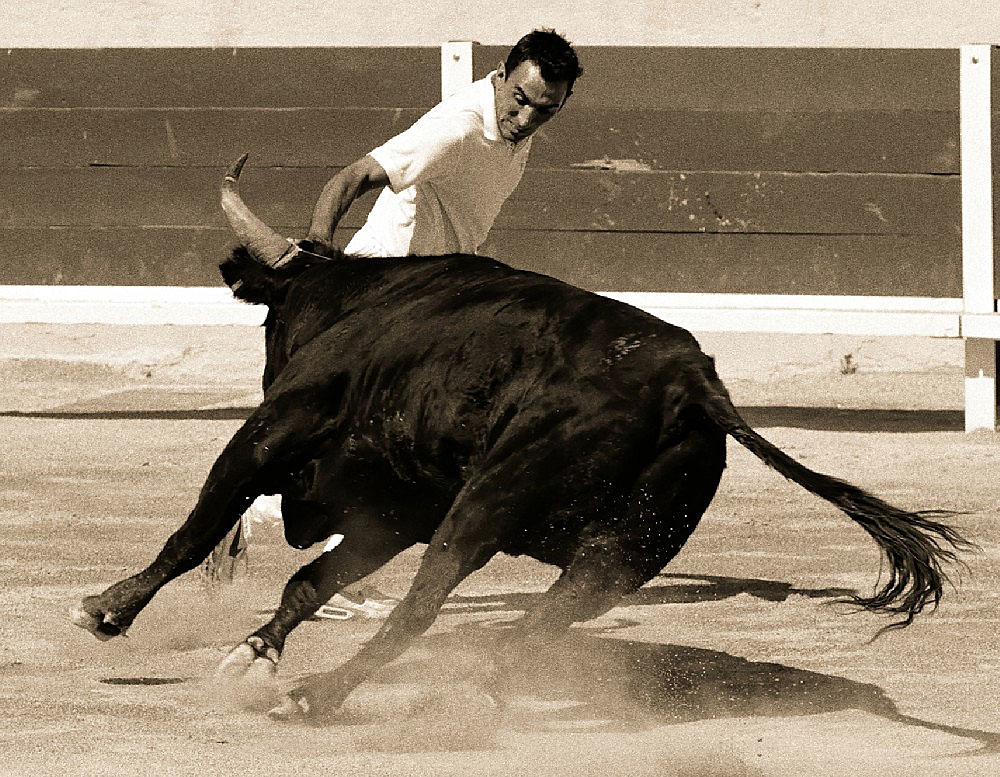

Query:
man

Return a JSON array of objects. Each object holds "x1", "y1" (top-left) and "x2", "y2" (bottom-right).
[
  {"x1": 239, "y1": 29, "x2": 582, "y2": 616},
  {"x1": 307, "y1": 27, "x2": 582, "y2": 257}
]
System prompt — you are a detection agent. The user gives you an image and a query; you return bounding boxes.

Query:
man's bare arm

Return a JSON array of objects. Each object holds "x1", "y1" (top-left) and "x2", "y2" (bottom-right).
[{"x1": 307, "y1": 155, "x2": 390, "y2": 245}]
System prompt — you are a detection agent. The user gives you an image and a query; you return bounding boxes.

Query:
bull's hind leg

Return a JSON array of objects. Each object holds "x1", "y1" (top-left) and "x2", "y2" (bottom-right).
[
  {"x1": 71, "y1": 369, "x2": 346, "y2": 641},
  {"x1": 494, "y1": 419, "x2": 726, "y2": 695},
  {"x1": 216, "y1": 511, "x2": 414, "y2": 680}
]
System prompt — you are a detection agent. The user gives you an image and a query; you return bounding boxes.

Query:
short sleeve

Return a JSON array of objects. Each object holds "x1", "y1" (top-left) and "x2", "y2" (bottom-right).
[{"x1": 369, "y1": 111, "x2": 465, "y2": 193}]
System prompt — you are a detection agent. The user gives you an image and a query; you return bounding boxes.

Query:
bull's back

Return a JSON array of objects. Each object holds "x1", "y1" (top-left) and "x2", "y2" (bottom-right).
[
  {"x1": 360, "y1": 254, "x2": 701, "y2": 361},
  {"x1": 277, "y1": 254, "x2": 708, "y2": 459}
]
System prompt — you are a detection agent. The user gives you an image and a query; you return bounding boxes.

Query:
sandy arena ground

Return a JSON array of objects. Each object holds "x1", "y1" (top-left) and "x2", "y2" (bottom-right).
[{"x1": 1, "y1": 325, "x2": 998, "y2": 776}]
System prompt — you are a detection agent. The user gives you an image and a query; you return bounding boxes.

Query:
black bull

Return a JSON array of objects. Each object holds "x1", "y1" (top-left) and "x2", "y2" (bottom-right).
[{"x1": 72, "y1": 157, "x2": 972, "y2": 721}]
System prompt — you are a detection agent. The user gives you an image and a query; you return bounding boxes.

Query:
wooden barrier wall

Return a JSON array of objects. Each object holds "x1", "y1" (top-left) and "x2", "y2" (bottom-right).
[{"x1": 1, "y1": 46, "x2": 997, "y2": 294}]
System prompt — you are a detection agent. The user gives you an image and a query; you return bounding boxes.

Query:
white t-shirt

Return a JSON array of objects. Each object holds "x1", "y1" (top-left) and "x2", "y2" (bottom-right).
[{"x1": 344, "y1": 72, "x2": 532, "y2": 257}]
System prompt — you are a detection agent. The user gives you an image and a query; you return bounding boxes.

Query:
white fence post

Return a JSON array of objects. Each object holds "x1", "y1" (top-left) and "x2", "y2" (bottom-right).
[
  {"x1": 960, "y1": 44, "x2": 998, "y2": 431},
  {"x1": 441, "y1": 41, "x2": 474, "y2": 101}
]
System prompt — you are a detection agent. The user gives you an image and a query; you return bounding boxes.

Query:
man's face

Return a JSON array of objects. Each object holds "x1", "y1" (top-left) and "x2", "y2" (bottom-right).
[{"x1": 493, "y1": 60, "x2": 570, "y2": 144}]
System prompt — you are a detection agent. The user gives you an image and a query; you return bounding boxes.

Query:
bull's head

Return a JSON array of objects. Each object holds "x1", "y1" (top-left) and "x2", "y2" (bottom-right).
[
  {"x1": 218, "y1": 153, "x2": 339, "y2": 302},
  {"x1": 219, "y1": 154, "x2": 337, "y2": 388}
]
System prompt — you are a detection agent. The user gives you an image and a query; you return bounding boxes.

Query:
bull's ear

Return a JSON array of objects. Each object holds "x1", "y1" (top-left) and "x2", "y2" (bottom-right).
[{"x1": 220, "y1": 246, "x2": 278, "y2": 305}]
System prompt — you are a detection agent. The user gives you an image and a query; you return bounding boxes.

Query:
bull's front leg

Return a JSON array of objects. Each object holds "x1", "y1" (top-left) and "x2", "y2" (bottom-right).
[
  {"x1": 69, "y1": 455, "x2": 258, "y2": 640},
  {"x1": 267, "y1": 471, "x2": 523, "y2": 723},
  {"x1": 268, "y1": 543, "x2": 478, "y2": 722},
  {"x1": 71, "y1": 379, "x2": 342, "y2": 641},
  {"x1": 215, "y1": 512, "x2": 413, "y2": 683}
]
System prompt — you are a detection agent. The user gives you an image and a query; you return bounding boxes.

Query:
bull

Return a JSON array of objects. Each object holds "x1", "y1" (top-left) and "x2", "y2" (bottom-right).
[{"x1": 71, "y1": 155, "x2": 973, "y2": 721}]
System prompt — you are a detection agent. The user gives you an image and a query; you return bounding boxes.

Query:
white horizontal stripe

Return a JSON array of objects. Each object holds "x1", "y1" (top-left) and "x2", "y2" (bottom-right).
[
  {"x1": 0, "y1": 286, "x2": 983, "y2": 338},
  {"x1": 0, "y1": 286, "x2": 264, "y2": 325},
  {"x1": 0, "y1": 285, "x2": 236, "y2": 303},
  {"x1": 2, "y1": 286, "x2": 966, "y2": 311},
  {"x1": 0, "y1": 300, "x2": 266, "y2": 326}
]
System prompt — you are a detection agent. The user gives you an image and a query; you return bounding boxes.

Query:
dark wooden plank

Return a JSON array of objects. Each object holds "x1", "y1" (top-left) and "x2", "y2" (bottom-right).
[
  {"x1": 0, "y1": 167, "x2": 379, "y2": 229},
  {"x1": 1, "y1": 48, "x2": 440, "y2": 108},
  {"x1": 3, "y1": 47, "x2": 974, "y2": 113},
  {"x1": 1, "y1": 166, "x2": 959, "y2": 238},
  {"x1": 0, "y1": 227, "x2": 240, "y2": 285},
  {"x1": 0, "y1": 108, "x2": 424, "y2": 167},
  {"x1": 0, "y1": 106, "x2": 969, "y2": 174},
  {"x1": 500, "y1": 170, "x2": 960, "y2": 235},
  {"x1": 479, "y1": 230, "x2": 965, "y2": 297},
  {"x1": 477, "y1": 46, "x2": 963, "y2": 111},
  {"x1": 529, "y1": 108, "x2": 963, "y2": 174},
  {"x1": 0, "y1": 226, "x2": 366, "y2": 285},
  {"x1": 0, "y1": 226, "x2": 970, "y2": 295}
]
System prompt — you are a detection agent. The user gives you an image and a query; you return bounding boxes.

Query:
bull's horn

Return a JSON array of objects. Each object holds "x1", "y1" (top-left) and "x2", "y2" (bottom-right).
[{"x1": 220, "y1": 153, "x2": 292, "y2": 266}]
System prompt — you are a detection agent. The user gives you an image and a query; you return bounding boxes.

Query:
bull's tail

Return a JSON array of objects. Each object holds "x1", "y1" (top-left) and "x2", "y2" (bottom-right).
[{"x1": 687, "y1": 362, "x2": 976, "y2": 635}]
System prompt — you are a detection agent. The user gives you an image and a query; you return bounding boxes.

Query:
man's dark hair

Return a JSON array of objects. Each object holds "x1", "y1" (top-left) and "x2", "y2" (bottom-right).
[{"x1": 505, "y1": 28, "x2": 583, "y2": 91}]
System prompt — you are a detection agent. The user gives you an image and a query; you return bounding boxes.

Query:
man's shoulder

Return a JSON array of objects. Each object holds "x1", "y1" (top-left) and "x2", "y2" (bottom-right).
[
  {"x1": 379, "y1": 92, "x2": 478, "y2": 154},
  {"x1": 431, "y1": 75, "x2": 492, "y2": 119},
  {"x1": 373, "y1": 75, "x2": 495, "y2": 169},
  {"x1": 411, "y1": 102, "x2": 481, "y2": 149}
]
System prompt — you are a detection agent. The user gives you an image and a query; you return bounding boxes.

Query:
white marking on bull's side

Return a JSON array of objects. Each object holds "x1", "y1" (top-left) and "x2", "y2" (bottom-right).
[{"x1": 604, "y1": 335, "x2": 644, "y2": 366}]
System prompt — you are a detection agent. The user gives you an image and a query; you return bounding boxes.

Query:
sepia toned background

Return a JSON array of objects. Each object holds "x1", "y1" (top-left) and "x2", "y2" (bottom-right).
[{"x1": 1, "y1": 5, "x2": 999, "y2": 776}]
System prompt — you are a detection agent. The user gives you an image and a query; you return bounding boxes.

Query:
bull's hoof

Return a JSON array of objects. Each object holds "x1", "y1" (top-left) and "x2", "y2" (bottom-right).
[
  {"x1": 265, "y1": 673, "x2": 351, "y2": 724},
  {"x1": 69, "y1": 599, "x2": 125, "y2": 641},
  {"x1": 215, "y1": 636, "x2": 280, "y2": 681},
  {"x1": 266, "y1": 694, "x2": 310, "y2": 722}
]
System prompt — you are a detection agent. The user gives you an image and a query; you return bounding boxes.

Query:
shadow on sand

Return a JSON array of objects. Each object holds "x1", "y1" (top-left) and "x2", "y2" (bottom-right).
[
  {"x1": 440, "y1": 572, "x2": 855, "y2": 619},
  {"x1": 0, "y1": 407, "x2": 256, "y2": 421},
  {"x1": 738, "y1": 406, "x2": 964, "y2": 433},
  {"x1": 1, "y1": 406, "x2": 965, "y2": 432},
  {"x1": 358, "y1": 573, "x2": 1000, "y2": 755}
]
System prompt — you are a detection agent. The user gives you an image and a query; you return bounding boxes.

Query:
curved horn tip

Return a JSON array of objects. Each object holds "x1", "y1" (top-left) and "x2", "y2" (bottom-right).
[{"x1": 224, "y1": 153, "x2": 251, "y2": 182}]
